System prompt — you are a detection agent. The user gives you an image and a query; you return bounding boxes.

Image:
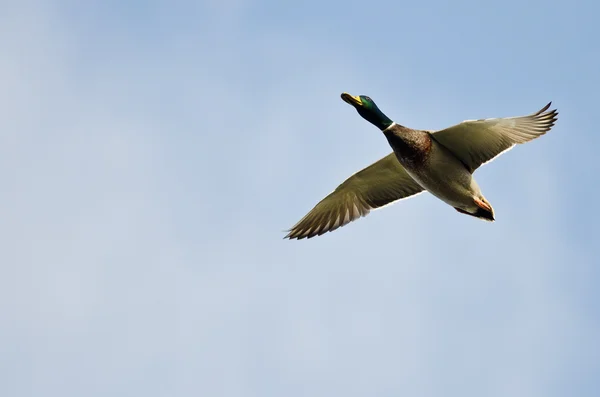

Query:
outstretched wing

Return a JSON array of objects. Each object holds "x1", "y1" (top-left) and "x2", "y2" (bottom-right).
[
  {"x1": 432, "y1": 102, "x2": 558, "y2": 172},
  {"x1": 286, "y1": 153, "x2": 424, "y2": 240}
]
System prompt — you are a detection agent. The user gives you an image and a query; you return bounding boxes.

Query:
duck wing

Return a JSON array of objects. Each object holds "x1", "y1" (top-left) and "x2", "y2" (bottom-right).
[
  {"x1": 286, "y1": 153, "x2": 423, "y2": 239},
  {"x1": 431, "y1": 102, "x2": 558, "y2": 173}
]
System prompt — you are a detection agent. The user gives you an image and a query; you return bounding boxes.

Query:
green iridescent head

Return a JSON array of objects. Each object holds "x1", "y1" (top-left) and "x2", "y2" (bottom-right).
[{"x1": 341, "y1": 92, "x2": 393, "y2": 130}]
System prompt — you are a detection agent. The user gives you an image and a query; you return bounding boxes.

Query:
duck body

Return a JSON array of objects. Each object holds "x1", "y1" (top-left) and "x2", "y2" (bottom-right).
[{"x1": 383, "y1": 124, "x2": 494, "y2": 220}]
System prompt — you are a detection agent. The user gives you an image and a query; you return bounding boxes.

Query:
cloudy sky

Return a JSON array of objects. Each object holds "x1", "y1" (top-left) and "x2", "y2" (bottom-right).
[{"x1": 1, "y1": 0, "x2": 599, "y2": 396}]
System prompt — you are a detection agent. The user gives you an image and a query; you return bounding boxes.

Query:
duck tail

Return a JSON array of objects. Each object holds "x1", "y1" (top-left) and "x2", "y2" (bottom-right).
[
  {"x1": 472, "y1": 206, "x2": 495, "y2": 221},
  {"x1": 454, "y1": 197, "x2": 495, "y2": 222}
]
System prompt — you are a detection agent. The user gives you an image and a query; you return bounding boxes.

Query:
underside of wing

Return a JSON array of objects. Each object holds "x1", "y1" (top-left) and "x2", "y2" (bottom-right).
[
  {"x1": 285, "y1": 153, "x2": 424, "y2": 240},
  {"x1": 432, "y1": 102, "x2": 558, "y2": 172}
]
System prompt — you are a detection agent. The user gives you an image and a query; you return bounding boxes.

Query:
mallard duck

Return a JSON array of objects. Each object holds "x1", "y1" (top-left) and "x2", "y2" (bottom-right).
[{"x1": 285, "y1": 93, "x2": 558, "y2": 240}]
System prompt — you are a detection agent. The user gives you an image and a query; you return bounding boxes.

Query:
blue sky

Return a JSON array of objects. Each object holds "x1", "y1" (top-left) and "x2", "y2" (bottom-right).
[{"x1": 1, "y1": 0, "x2": 599, "y2": 396}]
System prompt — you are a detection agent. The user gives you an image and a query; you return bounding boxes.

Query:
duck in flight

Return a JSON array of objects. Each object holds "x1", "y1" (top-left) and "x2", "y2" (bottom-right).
[{"x1": 285, "y1": 93, "x2": 558, "y2": 240}]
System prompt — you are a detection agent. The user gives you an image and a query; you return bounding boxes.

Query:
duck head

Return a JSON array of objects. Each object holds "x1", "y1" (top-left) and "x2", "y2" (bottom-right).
[{"x1": 341, "y1": 93, "x2": 394, "y2": 131}]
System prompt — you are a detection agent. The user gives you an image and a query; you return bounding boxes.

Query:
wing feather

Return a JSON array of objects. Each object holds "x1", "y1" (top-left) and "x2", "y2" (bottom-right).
[
  {"x1": 432, "y1": 102, "x2": 558, "y2": 172},
  {"x1": 285, "y1": 153, "x2": 423, "y2": 240}
]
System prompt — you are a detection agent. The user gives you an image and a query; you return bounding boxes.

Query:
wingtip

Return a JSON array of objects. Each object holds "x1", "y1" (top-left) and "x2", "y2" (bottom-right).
[
  {"x1": 536, "y1": 101, "x2": 552, "y2": 115},
  {"x1": 534, "y1": 102, "x2": 558, "y2": 124},
  {"x1": 283, "y1": 228, "x2": 305, "y2": 240},
  {"x1": 284, "y1": 232, "x2": 308, "y2": 241}
]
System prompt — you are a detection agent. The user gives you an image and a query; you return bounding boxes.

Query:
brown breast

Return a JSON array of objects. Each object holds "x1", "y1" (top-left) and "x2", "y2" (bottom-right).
[{"x1": 383, "y1": 125, "x2": 432, "y2": 167}]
